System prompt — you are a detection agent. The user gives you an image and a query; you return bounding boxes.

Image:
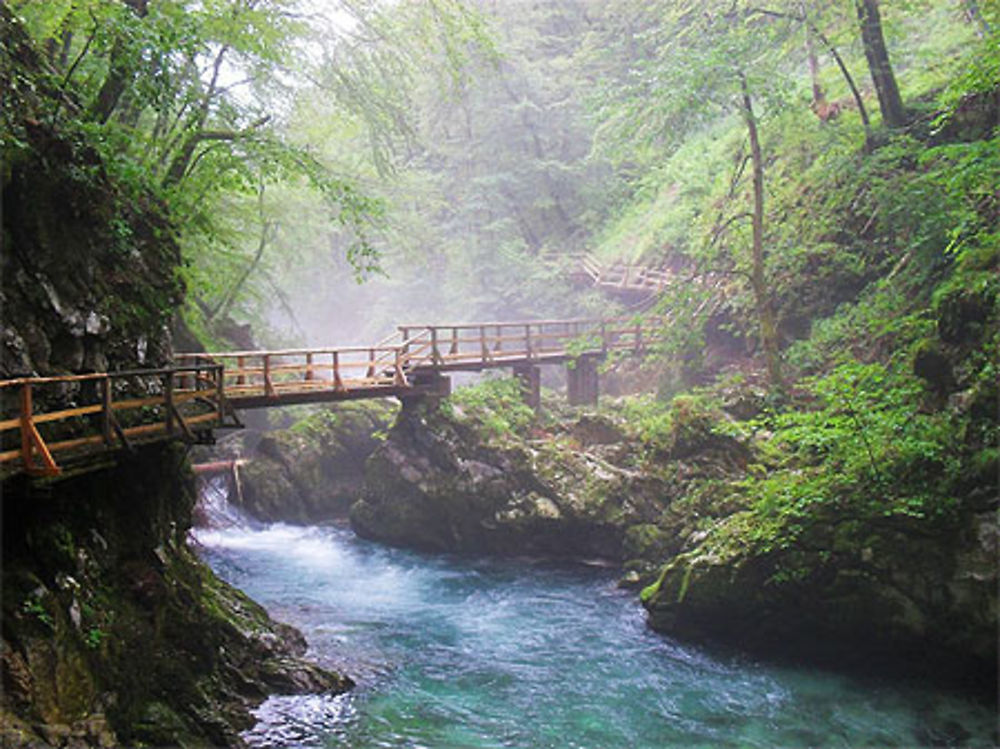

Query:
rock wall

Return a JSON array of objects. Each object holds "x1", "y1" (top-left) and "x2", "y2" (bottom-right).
[
  {"x1": 1, "y1": 445, "x2": 350, "y2": 748},
  {"x1": 205, "y1": 401, "x2": 398, "y2": 523},
  {"x1": 350, "y1": 398, "x2": 675, "y2": 560},
  {"x1": 1, "y1": 11, "x2": 182, "y2": 378}
]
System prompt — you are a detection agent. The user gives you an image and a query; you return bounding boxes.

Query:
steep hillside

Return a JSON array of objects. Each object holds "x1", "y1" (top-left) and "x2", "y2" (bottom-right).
[{"x1": 1, "y1": 12, "x2": 350, "y2": 746}]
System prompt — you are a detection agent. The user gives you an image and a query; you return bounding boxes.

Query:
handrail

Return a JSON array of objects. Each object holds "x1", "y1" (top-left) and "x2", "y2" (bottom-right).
[
  {"x1": 0, "y1": 364, "x2": 226, "y2": 477},
  {"x1": 1, "y1": 314, "x2": 669, "y2": 479}
]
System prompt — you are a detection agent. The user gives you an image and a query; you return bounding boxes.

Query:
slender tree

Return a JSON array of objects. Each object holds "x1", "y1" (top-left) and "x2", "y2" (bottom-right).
[{"x1": 855, "y1": 0, "x2": 907, "y2": 128}]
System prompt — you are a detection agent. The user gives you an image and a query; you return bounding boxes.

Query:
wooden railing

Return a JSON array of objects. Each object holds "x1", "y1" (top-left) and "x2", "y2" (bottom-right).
[
  {"x1": 546, "y1": 252, "x2": 680, "y2": 292},
  {"x1": 173, "y1": 316, "x2": 665, "y2": 404},
  {"x1": 396, "y1": 315, "x2": 666, "y2": 369},
  {"x1": 174, "y1": 342, "x2": 417, "y2": 403},
  {"x1": 0, "y1": 315, "x2": 668, "y2": 478},
  {"x1": 0, "y1": 364, "x2": 224, "y2": 477}
]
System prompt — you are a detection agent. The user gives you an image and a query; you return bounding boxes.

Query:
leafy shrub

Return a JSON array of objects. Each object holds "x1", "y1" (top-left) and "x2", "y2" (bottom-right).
[{"x1": 449, "y1": 377, "x2": 535, "y2": 437}]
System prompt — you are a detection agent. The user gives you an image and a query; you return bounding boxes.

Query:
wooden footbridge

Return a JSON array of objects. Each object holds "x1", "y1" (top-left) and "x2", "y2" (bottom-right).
[
  {"x1": 1, "y1": 316, "x2": 663, "y2": 479},
  {"x1": 548, "y1": 253, "x2": 691, "y2": 299}
]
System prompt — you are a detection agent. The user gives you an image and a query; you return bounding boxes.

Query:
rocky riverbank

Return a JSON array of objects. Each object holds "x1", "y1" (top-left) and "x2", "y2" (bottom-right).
[
  {"x1": 344, "y1": 372, "x2": 997, "y2": 688},
  {"x1": 1, "y1": 445, "x2": 351, "y2": 748},
  {"x1": 202, "y1": 401, "x2": 398, "y2": 524}
]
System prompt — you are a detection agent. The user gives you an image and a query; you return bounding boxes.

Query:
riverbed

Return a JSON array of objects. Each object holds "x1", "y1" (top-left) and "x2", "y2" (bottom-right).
[{"x1": 192, "y1": 494, "x2": 997, "y2": 748}]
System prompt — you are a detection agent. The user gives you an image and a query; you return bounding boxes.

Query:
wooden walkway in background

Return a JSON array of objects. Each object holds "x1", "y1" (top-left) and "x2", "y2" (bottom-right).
[
  {"x1": 1, "y1": 315, "x2": 663, "y2": 479},
  {"x1": 547, "y1": 252, "x2": 685, "y2": 297}
]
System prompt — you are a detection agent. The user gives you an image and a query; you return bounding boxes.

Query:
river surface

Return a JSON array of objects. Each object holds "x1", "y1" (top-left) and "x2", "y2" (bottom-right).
[{"x1": 192, "y1": 494, "x2": 997, "y2": 748}]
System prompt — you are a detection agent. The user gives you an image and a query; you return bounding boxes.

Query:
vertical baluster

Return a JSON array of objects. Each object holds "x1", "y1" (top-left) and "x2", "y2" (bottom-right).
[
  {"x1": 216, "y1": 366, "x2": 224, "y2": 423},
  {"x1": 164, "y1": 372, "x2": 175, "y2": 434},
  {"x1": 263, "y1": 355, "x2": 274, "y2": 397},
  {"x1": 333, "y1": 352, "x2": 344, "y2": 391},
  {"x1": 394, "y1": 348, "x2": 406, "y2": 386},
  {"x1": 305, "y1": 352, "x2": 314, "y2": 381},
  {"x1": 367, "y1": 349, "x2": 376, "y2": 379},
  {"x1": 20, "y1": 383, "x2": 33, "y2": 471},
  {"x1": 237, "y1": 355, "x2": 246, "y2": 386},
  {"x1": 100, "y1": 376, "x2": 113, "y2": 445},
  {"x1": 480, "y1": 325, "x2": 488, "y2": 363}
]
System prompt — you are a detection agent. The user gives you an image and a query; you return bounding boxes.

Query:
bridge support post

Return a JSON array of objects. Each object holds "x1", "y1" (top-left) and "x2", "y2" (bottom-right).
[
  {"x1": 512, "y1": 364, "x2": 541, "y2": 410},
  {"x1": 567, "y1": 355, "x2": 599, "y2": 406},
  {"x1": 401, "y1": 371, "x2": 451, "y2": 407}
]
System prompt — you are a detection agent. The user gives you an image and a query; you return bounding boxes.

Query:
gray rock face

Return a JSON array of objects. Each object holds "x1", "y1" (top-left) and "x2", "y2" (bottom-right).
[
  {"x1": 210, "y1": 401, "x2": 399, "y2": 524},
  {"x1": 642, "y1": 498, "x2": 999, "y2": 681},
  {"x1": 350, "y1": 400, "x2": 670, "y2": 560}
]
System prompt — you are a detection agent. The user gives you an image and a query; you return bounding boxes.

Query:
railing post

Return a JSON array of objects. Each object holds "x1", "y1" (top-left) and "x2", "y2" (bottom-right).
[
  {"x1": 480, "y1": 325, "x2": 488, "y2": 363},
  {"x1": 263, "y1": 355, "x2": 275, "y2": 397},
  {"x1": 401, "y1": 327, "x2": 410, "y2": 357},
  {"x1": 215, "y1": 366, "x2": 225, "y2": 423},
  {"x1": 394, "y1": 348, "x2": 406, "y2": 386},
  {"x1": 164, "y1": 372, "x2": 175, "y2": 434},
  {"x1": 431, "y1": 328, "x2": 441, "y2": 367},
  {"x1": 305, "y1": 352, "x2": 314, "y2": 381},
  {"x1": 449, "y1": 328, "x2": 458, "y2": 356},
  {"x1": 367, "y1": 348, "x2": 376, "y2": 379},
  {"x1": 525, "y1": 324, "x2": 533, "y2": 359},
  {"x1": 333, "y1": 351, "x2": 344, "y2": 391},
  {"x1": 20, "y1": 383, "x2": 33, "y2": 471},
  {"x1": 237, "y1": 356, "x2": 246, "y2": 386},
  {"x1": 100, "y1": 376, "x2": 113, "y2": 445},
  {"x1": 495, "y1": 325, "x2": 502, "y2": 352}
]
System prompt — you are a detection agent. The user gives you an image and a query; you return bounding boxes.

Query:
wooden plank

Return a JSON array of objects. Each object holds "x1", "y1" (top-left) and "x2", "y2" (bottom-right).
[
  {"x1": 26, "y1": 419, "x2": 60, "y2": 476},
  {"x1": 0, "y1": 417, "x2": 21, "y2": 431},
  {"x1": 122, "y1": 422, "x2": 168, "y2": 438},
  {"x1": 20, "y1": 384, "x2": 32, "y2": 471},
  {"x1": 0, "y1": 372, "x2": 106, "y2": 388},
  {"x1": 186, "y1": 412, "x2": 221, "y2": 426},
  {"x1": 112, "y1": 395, "x2": 165, "y2": 411},
  {"x1": 46, "y1": 434, "x2": 106, "y2": 453},
  {"x1": 32, "y1": 404, "x2": 104, "y2": 424},
  {"x1": 0, "y1": 447, "x2": 22, "y2": 462}
]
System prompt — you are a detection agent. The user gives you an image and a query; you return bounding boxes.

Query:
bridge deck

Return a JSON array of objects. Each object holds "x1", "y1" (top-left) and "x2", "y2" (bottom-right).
[{"x1": 1, "y1": 316, "x2": 663, "y2": 478}]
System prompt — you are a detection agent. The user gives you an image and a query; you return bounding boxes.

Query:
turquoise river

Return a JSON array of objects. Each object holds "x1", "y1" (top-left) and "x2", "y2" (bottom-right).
[{"x1": 192, "y1": 494, "x2": 997, "y2": 748}]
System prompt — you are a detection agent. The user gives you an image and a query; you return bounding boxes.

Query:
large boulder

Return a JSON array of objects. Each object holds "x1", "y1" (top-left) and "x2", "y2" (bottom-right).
[
  {"x1": 641, "y1": 478, "x2": 998, "y2": 685},
  {"x1": 213, "y1": 401, "x2": 398, "y2": 523},
  {"x1": 350, "y1": 397, "x2": 672, "y2": 560}
]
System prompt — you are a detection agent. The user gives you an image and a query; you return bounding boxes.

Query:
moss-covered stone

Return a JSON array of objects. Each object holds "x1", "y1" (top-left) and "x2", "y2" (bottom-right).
[
  {"x1": 207, "y1": 401, "x2": 398, "y2": 523},
  {"x1": 1, "y1": 445, "x2": 351, "y2": 748},
  {"x1": 350, "y1": 395, "x2": 675, "y2": 560}
]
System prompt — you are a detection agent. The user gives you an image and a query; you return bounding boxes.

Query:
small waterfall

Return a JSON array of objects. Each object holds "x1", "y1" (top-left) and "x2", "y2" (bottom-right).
[{"x1": 190, "y1": 471, "x2": 260, "y2": 545}]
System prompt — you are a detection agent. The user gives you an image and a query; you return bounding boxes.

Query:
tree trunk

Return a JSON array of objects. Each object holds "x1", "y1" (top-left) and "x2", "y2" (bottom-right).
[
  {"x1": 962, "y1": 0, "x2": 992, "y2": 36},
  {"x1": 739, "y1": 74, "x2": 782, "y2": 388},
  {"x1": 88, "y1": 0, "x2": 149, "y2": 124},
  {"x1": 802, "y1": 2, "x2": 825, "y2": 110},
  {"x1": 855, "y1": 0, "x2": 907, "y2": 128}
]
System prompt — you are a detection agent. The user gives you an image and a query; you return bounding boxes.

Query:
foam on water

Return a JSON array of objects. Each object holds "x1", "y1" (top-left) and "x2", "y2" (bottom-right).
[{"x1": 193, "y1": 498, "x2": 998, "y2": 748}]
